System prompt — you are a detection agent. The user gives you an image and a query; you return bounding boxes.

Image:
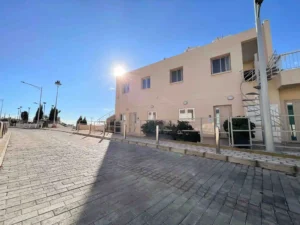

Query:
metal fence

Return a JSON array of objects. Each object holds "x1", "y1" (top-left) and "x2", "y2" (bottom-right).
[{"x1": 104, "y1": 115, "x2": 300, "y2": 152}]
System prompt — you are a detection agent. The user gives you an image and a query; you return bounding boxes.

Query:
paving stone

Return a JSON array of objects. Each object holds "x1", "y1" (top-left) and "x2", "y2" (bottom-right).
[{"x1": 0, "y1": 129, "x2": 300, "y2": 225}]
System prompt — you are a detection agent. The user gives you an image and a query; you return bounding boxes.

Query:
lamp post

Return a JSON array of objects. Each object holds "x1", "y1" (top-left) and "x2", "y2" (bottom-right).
[
  {"x1": 254, "y1": 0, "x2": 274, "y2": 152},
  {"x1": 0, "y1": 99, "x2": 3, "y2": 119},
  {"x1": 53, "y1": 80, "x2": 62, "y2": 127},
  {"x1": 43, "y1": 102, "x2": 46, "y2": 119},
  {"x1": 21, "y1": 81, "x2": 42, "y2": 126},
  {"x1": 17, "y1": 108, "x2": 20, "y2": 120},
  {"x1": 19, "y1": 106, "x2": 22, "y2": 120}
]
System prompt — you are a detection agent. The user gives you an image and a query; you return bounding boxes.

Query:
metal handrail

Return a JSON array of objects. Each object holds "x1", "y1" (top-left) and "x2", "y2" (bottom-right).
[
  {"x1": 98, "y1": 110, "x2": 115, "y2": 121},
  {"x1": 280, "y1": 50, "x2": 300, "y2": 57}
]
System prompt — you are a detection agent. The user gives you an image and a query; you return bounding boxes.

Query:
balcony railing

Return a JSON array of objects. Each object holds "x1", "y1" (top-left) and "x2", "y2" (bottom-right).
[{"x1": 280, "y1": 50, "x2": 300, "y2": 70}]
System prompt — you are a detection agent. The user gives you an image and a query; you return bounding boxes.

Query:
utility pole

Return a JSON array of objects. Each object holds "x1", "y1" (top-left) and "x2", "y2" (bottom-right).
[{"x1": 254, "y1": 0, "x2": 274, "y2": 152}]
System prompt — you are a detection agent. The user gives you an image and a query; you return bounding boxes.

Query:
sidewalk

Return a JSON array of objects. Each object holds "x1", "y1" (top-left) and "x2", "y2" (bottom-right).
[
  {"x1": 0, "y1": 131, "x2": 11, "y2": 166},
  {"x1": 49, "y1": 128, "x2": 300, "y2": 174}
]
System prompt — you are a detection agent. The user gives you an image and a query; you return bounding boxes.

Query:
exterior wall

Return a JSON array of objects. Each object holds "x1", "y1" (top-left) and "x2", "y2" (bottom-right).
[
  {"x1": 115, "y1": 21, "x2": 275, "y2": 133},
  {"x1": 279, "y1": 84, "x2": 300, "y2": 114},
  {"x1": 276, "y1": 68, "x2": 300, "y2": 88}
]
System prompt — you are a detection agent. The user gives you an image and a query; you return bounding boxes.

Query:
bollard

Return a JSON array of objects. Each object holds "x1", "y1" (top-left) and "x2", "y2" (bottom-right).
[
  {"x1": 156, "y1": 125, "x2": 159, "y2": 144},
  {"x1": 89, "y1": 124, "x2": 92, "y2": 135},
  {"x1": 216, "y1": 126, "x2": 220, "y2": 154},
  {"x1": 123, "y1": 123, "x2": 126, "y2": 139}
]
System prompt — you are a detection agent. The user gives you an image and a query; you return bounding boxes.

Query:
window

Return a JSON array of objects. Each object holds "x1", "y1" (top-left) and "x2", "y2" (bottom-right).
[
  {"x1": 122, "y1": 83, "x2": 130, "y2": 94},
  {"x1": 142, "y1": 77, "x2": 151, "y2": 89},
  {"x1": 148, "y1": 111, "x2": 157, "y2": 120},
  {"x1": 120, "y1": 114, "x2": 126, "y2": 121},
  {"x1": 170, "y1": 68, "x2": 183, "y2": 83},
  {"x1": 211, "y1": 55, "x2": 231, "y2": 74},
  {"x1": 179, "y1": 108, "x2": 195, "y2": 121}
]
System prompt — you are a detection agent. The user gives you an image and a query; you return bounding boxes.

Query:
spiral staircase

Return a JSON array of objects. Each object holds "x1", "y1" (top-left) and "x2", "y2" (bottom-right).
[{"x1": 240, "y1": 52, "x2": 283, "y2": 143}]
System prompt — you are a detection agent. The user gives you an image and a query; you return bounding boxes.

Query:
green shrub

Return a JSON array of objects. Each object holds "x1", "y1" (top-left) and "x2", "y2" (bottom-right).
[
  {"x1": 141, "y1": 120, "x2": 164, "y2": 135},
  {"x1": 169, "y1": 121, "x2": 200, "y2": 142}
]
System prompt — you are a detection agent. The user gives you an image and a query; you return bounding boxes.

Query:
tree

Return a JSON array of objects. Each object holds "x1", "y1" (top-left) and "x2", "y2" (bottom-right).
[
  {"x1": 33, "y1": 105, "x2": 44, "y2": 122},
  {"x1": 21, "y1": 111, "x2": 29, "y2": 122},
  {"x1": 76, "y1": 116, "x2": 83, "y2": 124},
  {"x1": 49, "y1": 107, "x2": 60, "y2": 122},
  {"x1": 82, "y1": 117, "x2": 87, "y2": 125}
]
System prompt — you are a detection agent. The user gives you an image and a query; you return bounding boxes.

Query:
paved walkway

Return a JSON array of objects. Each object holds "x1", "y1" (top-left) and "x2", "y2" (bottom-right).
[
  {"x1": 69, "y1": 129, "x2": 300, "y2": 167},
  {"x1": 1, "y1": 129, "x2": 300, "y2": 225}
]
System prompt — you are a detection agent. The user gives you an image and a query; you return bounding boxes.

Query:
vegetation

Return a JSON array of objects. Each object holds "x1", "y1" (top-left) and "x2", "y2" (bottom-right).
[
  {"x1": 21, "y1": 111, "x2": 29, "y2": 122},
  {"x1": 141, "y1": 120, "x2": 201, "y2": 142},
  {"x1": 49, "y1": 107, "x2": 60, "y2": 122},
  {"x1": 33, "y1": 105, "x2": 44, "y2": 122},
  {"x1": 82, "y1": 117, "x2": 87, "y2": 125},
  {"x1": 76, "y1": 116, "x2": 83, "y2": 124},
  {"x1": 141, "y1": 120, "x2": 164, "y2": 135},
  {"x1": 223, "y1": 116, "x2": 256, "y2": 148}
]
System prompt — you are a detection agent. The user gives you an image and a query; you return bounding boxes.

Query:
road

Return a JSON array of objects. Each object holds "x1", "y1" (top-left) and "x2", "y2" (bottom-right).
[{"x1": 0, "y1": 129, "x2": 300, "y2": 225}]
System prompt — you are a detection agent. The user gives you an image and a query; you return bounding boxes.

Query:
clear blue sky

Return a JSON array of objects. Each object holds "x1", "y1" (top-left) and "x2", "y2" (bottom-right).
[{"x1": 1, "y1": 0, "x2": 299, "y2": 124}]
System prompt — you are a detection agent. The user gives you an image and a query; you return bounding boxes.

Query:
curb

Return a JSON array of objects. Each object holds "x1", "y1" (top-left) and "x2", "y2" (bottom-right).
[
  {"x1": 45, "y1": 129, "x2": 300, "y2": 175},
  {"x1": 0, "y1": 132, "x2": 12, "y2": 167}
]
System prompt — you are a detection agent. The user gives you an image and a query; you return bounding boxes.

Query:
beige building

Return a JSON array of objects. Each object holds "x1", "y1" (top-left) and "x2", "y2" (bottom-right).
[{"x1": 114, "y1": 20, "x2": 300, "y2": 143}]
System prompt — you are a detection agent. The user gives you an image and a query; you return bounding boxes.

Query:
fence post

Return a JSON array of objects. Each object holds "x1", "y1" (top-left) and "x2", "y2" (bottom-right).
[
  {"x1": 123, "y1": 123, "x2": 126, "y2": 139},
  {"x1": 230, "y1": 117, "x2": 234, "y2": 147},
  {"x1": 248, "y1": 118, "x2": 252, "y2": 149},
  {"x1": 227, "y1": 117, "x2": 230, "y2": 146},
  {"x1": 89, "y1": 124, "x2": 91, "y2": 135},
  {"x1": 200, "y1": 118, "x2": 203, "y2": 143},
  {"x1": 156, "y1": 125, "x2": 159, "y2": 144},
  {"x1": 216, "y1": 126, "x2": 220, "y2": 154}
]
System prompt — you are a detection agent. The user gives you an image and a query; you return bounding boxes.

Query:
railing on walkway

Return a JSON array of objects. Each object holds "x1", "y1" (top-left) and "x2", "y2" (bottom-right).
[
  {"x1": 280, "y1": 50, "x2": 300, "y2": 70},
  {"x1": 0, "y1": 121, "x2": 9, "y2": 138},
  {"x1": 76, "y1": 115, "x2": 300, "y2": 152}
]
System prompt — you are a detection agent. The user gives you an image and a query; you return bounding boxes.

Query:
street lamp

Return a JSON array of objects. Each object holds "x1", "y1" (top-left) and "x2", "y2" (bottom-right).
[
  {"x1": 53, "y1": 80, "x2": 62, "y2": 127},
  {"x1": 21, "y1": 81, "x2": 43, "y2": 126},
  {"x1": 253, "y1": 0, "x2": 274, "y2": 152},
  {"x1": 18, "y1": 106, "x2": 22, "y2": 120},
  {"x1": 43, "y1": 102, "x2": 46, "y2": 118},
  {"x1": 0, "y1": 99, "x2": 3, "y2": 119}
]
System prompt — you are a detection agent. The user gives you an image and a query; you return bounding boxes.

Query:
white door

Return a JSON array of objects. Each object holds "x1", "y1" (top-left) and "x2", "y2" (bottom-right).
[{"x1": 148, "y1": 112, "x2": 157, "y2": 120}]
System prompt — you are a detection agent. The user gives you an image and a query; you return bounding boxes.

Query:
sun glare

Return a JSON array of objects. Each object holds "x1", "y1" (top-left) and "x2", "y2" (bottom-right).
[{"x1": 113, "y1": 65, "x2": 126, "y2": 77}]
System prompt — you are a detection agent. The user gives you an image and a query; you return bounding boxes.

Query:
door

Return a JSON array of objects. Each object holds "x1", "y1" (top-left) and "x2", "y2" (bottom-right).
[
  {"x1": 129, "y1": 112, "x2": 137, "y2": 133},
  {"x1": 214, "y1": 105, "x2": 232, "y2": 138},
  {"x1": 286, "y1": 100, "x2": 300, "y2": 142}
]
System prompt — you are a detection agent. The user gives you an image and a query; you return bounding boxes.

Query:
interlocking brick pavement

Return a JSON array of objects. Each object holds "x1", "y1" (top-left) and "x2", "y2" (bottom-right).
[{"x1": 0, "y1": 129, "x2": 299, "y2": 225}]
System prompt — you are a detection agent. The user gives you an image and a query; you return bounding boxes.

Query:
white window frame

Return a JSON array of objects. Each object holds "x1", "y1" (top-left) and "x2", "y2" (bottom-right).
[
  {"x1": 178, "y1": 108, "x2": 195, "y2": 121},
  {"x1": 211, "y1": 54, "x2": 231, "y2": 74},
  {"x1": 147, "y1": 111, "x2": 157, "y2": 120},
  {"x1": 120, "y1": 113, "x2": 126, "y2": 121},
  {"x1": 142, "y1": 77, "x2": 151, "y2": 89},
  {"x1": 170, "y1": 67, "x2": 183, "y2": 83},
  {"x1": 122, "y1": 83, "x2": 130, "y2": 94}
]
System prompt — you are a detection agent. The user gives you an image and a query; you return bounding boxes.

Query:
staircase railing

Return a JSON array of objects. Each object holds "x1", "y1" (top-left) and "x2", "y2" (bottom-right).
[
  {"x1": 279, "y1": 50, "x2": 300, "y2": 70},
  {"x1": 98, "y1": 110, "x2": 115, "y2": 122}
]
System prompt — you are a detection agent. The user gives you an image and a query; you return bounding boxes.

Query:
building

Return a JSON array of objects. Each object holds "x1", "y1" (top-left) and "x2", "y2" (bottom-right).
[{"x1": 114, "y1": 20, "x2": 300, "y2": 144}]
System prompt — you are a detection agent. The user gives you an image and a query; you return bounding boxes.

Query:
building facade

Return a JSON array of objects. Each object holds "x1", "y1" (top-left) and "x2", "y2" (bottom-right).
[{"x1": 114, "y1": 20, "x2": 300, "y2": 143}]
